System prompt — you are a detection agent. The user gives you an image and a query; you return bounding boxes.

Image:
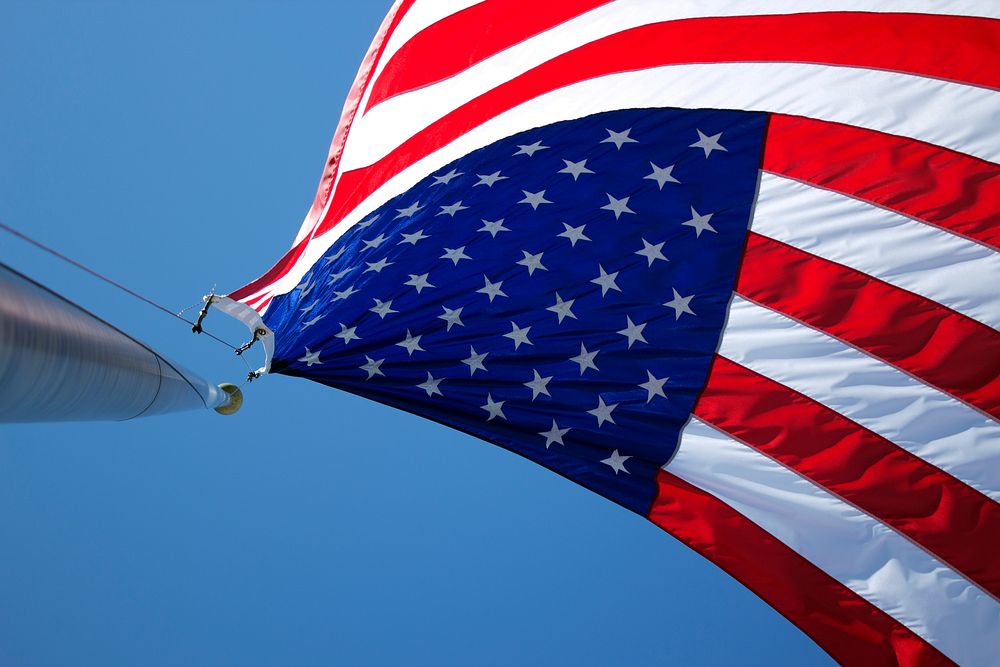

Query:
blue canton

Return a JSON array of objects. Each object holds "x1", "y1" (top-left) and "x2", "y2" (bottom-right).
[{"x1": 265, "y1": 108, "x2": 767, "y2": 514}]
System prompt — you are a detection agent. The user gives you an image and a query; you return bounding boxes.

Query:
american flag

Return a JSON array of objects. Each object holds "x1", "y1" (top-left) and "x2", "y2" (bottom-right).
[{"x1": 220, "y1": 3, "x2": 1000, "y2": 664}]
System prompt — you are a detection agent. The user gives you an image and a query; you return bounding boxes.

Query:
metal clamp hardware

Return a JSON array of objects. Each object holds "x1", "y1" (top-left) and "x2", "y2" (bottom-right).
[
  {"x1": 235, "y1": 327, "x2": 268, "y2": 356},
  {"x1": 192, "y1": 294, "x2": 217, "y2": 334}
]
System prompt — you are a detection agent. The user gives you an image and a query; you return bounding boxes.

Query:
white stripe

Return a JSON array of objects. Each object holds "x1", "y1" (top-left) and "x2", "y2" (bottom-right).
[
  {"x1": 376, "y1": 0, "x2": 1000, "y2": 92},
  {"x1": 289, "y1": 0, "x2": 488, "y2": 248},
  {"x1": 719, "y1": 297, "x2": 1000, "y2": 500},
  {"x1": 247, "y1": 61, "x2": 1000, "y2": 307},
  {"x1": 343, "y1": 60, "x2": 1000, "y2": 172},
  {"x1": 668, "y1": 418, "x2": 1000, "y2": 666},
  {"x1": 750, "y1": 174, "x2": 1000, "y2": 330},
  {"x1": 372, "y1": 0, "x2": 487, "y2": 85},
  {"x1": 368, "y1": 0, "x2": 1000, "y2": 114}
]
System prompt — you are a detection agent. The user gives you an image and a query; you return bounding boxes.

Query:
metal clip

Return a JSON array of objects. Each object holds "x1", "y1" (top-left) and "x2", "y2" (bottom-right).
[
  {"x1": 235, "y1": 327, "x2": 268, "y2": 356},
  {"x1": 192, "y1": 294, "x2": 216, "y2": 334}
]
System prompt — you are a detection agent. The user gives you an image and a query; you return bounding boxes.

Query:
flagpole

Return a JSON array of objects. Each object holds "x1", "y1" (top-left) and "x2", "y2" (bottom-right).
[{"x1": 0, "y1": 263, "x2": 241, "y2": 422}]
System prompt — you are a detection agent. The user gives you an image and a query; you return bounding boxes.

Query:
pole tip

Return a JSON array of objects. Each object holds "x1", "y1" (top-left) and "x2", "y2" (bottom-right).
[{"x1": 214, "y1": 383, "x2": 243, "y2": 415}]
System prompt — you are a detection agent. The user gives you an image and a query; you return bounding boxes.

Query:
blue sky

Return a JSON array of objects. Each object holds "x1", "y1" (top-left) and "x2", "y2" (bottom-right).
[{"x1": 0, "y1": 3, "x2": 833, "y2": 665}]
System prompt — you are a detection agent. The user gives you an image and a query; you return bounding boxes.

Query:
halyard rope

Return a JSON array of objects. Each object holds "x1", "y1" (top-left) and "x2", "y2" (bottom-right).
[{"x1": 0, "y1": 219, "x2": 250, "y2": 367}]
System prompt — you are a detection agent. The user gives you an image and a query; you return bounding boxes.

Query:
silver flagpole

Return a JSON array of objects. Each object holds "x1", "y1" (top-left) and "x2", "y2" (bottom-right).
[{"x1": 0, "y1": 263, "x2": 241, "y2": 422}]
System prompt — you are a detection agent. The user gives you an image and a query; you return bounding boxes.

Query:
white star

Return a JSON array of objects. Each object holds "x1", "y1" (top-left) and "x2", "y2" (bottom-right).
[
  {"x1": 558, "y1": 159, "x2": 594, "y2": 180},
  {"x1": 570, "y1": 342, "x2": 599, "y2": 375},
  {"x1": 539, "y1": 420, "x2": 570, "y2": 448},
  {"x1": 298, "y1": 347, "x2": 322, "y2": 367},
  {"x1": 523, "y1": 369, "x2": 553, "y2": 400},
  {"x1": 480, "y1": 393, "x2": 507, "y2": 421},
  {"x1": 591, "y1": 265, "x2": 621, "y2": 297},
  {"x1": 416, "y1": 372, "x2": 444, "y2": 398},
  {"x1": 639, "y1": 371, "x2": 668, "y2": 403},
  {"x1": 359, "y1": 356, "x2": 385, "y2": 380},
  {"x1": 690, "y1": 129, "x2": 727, "y2": 158},
  {"x1": 474, "y1": 170, "x2": 508, "y2": 187},
  {"x1": 504, "y1": 321, "x2": 533, "y2": 350},
  {"x1": 682, "y1": 207, "x2": 717, "y2": 237},
  {"x1": 431, "y1": 168, "x2": 463, "y2": 186},
  {"x1": 513, "y1": 140, "x2": 548, "y2": 157},
  {"x1": 399, "y1": 229, "x2": 430, "y2": 245},
  {"x1": 333, "y1": 285, "x2": 358, "y2": 301},
  {"x1": 601, "y1": 128, "x2": 638, "y2": 149},
  {"x1": 362, "y1": 233, "x2": 387, "y2": 250},
  {"x1": 395, "y1": 201, "x2": 425, "y2": 219},
  {"x1": 296, "y1": 279, "x2": 315, "y2": 298},
  {"x1": 440, "y1": 246, "x2": 472, "y2": 265},
  {"x1": 601, "y1": 194, "x2": 635, "y2": 220},
  {"x1": 327, "y1": 268, "x2": 351, "y2": 284},
  {"x1": 478, "y1": 218, "x2": 510, "y2": 238},
  {"x1": 364, "y1": 257, "x2": 394, "y2": 273},
  {"x1": 335, "y1": 322, "x2": 361, "y2": 345},
  {"x1": 404, "y1": 272, "x2": 435, "y2": 293},
  {"x1": 299, "y1": 301, "x2": 318, "y2": 314},
  {"x1": 557, "y1": 222, "x2": 590, "y2": 247},
  {"x1": 462, "y1": 346, "x2": 489, "y2": 375},
  {"x1": 356, "y1": 216, "x2": 377, "y2": 228},
  {"x1": 300, "y1": 313, "x2": 326, "y2": 330},
  {"x1": 601, "y1": 449, "x2": 631, "y2": 474},
  {"x1": 517, "y1": 250, "x2": 547, "y2": 276},
  {"x1": 369, "y1": 298, "x2": 398, "y2": 319},
  {"x1": 396, "y1": 329, "x2": 424, "y2": 356},
  {"x1": 437, "y1": 200, "x2": 469, "y2": 217},
  {"x1": 518, "y1": 190, "x2": 552, "y2": 210},
  {"x1": 546, "y1": 293, "x2": 577, "y2": 323},
  {"x1": 477, "y1": 276, "x2": 508, "y2": 302},
  {"x1": 618, "y1": 316, "x2": 648, "y2": 348},
  {"x1": 663, "y1": 288, "x2": 696, "y2": 320},
  {"x1": 438, "y1": 305, "x2": 465, "y2": 331},
  {"x1": 588, "y1": 397, "x2": 618, "y2": 427},
  {"x1": 644, "y1": 162, "x2": 680, "y2": 189},
  {"x1": 635, "y1": 238, "x2": 667, "y2": 266},
  {"x1": 322, "y1": 247, "x2": 346, "y2": 265}
]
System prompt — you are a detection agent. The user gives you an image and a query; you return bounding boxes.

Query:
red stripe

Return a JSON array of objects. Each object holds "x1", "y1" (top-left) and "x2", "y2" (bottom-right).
[
  {"x1": 648, "y1": 469, "x2": 952, "y2": 667},
  {"x1": 763, "y1": 115, "x2": 1000, "y2": 250},
  {"x1": 247, "y1": 294, "x2": 272, "y2": 312},
  {"x1": 371, "y1": 10, "x2": 1000, "y2": 110},
  {"x1": 228, "y1": 236, "x2": 310, "y2": 302},
  {"x1": 695, "y1": 355, "x2": 1000, "y2": 599},
  {"x1": 365, "y1": 0, "x2": 612, "y2": 111},
  {"x1": 227, "y1": 0, "x2": 419, "y2": 303},
  {"x1": 736, "y1": 233, "x2": 1000, "y2": 420},
  {"x1": 314, "y1": 13, "x2": 1000, "y2": 238},
  {"x1": 303, "y1": 0, "x2": 418, "y2": 233}
]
